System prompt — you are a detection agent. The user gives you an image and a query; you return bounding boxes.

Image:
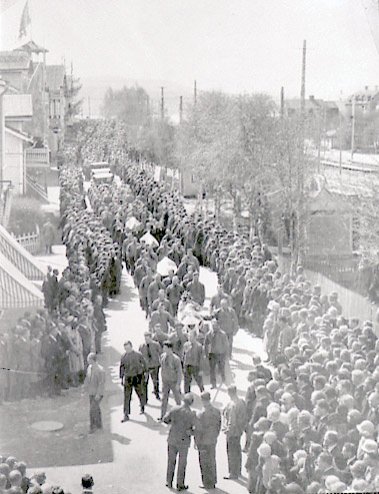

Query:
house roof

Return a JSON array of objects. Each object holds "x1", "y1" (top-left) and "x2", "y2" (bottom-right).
[
  {"x1": 15, "y1": 40, "x2": 48, "y2": 54},
  {"x1": 46, "y1": 65, "x2": 66, "y2": 91},
  {"x1": 285, "y1": 98, "x2": 321, "y2": 111},
  {"x1": 3, "y1": 94, "x2": 33, "y2": 119},
  {"x1": 0, "y1": 51, "x2": 31, "y2": 71},
  {"x1": 5, "y1": 126, "x2": 34, "y2": 143}
]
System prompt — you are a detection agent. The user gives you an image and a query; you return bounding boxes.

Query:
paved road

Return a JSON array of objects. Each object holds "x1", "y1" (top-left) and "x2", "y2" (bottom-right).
[{"x1": 29, "y1": 255, "x2": 264, "y2": 493}]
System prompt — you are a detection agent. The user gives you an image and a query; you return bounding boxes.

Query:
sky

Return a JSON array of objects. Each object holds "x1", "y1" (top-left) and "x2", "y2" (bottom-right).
[{"x1": 1, "y1": 0, "x2": 379, "y2": 101}]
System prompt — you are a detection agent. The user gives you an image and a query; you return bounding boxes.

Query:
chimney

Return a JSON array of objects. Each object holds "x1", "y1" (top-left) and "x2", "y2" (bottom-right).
[
  {"x1": 365, "y1": 85, "x2": 369, "y2": 91},
  {"x1": 309, "y1": 95, "x2": 315, "y2": 101}
]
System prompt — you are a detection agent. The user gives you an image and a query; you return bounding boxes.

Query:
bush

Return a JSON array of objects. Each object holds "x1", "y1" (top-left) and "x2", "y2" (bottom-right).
[{"x1": 8, "y1": 196, "x2": 46, "y2": 236}]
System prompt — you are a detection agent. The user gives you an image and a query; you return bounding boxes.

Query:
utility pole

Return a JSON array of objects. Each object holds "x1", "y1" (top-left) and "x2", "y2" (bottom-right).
[
  {"x1": 280, "y1": 86, "x2": 284, "y2": 118},
  {"x1": 295, "y1": 39, "x2": 307, "y2": 271},
  {"x1": 146, "y1": 94, "x2": 150, "y2": 117},
  {"x1": 88, "y1": 96, "x2": 91, "y2": 118},
  {"x1": 160, "y1": 86, "x2": 165, "y2": 120},
  {"x1": 42, "y1": 49, "x2": 47, "y2": 147},
  {"x1": 351, "y1": 95, "x2": 356, "y2": 161},
  {"x1": 179, "y1": 96, "x2": 183, "y2": 124},
  {"x1": 194, "y1": 80, "x2": 197, "y2": 106}
]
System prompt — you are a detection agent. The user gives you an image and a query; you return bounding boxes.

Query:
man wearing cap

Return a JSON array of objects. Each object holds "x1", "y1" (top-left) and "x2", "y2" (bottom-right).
[
  {"x1": 149, "y1": 303, "x2": 176, "y2": 334},
  {"x1": 222, "y1": 385, "x2": 247, "y2": 480},
  {"x1": 159, "y1": 341, "x2": 182, "y2": 420},
  {"x1": 203, "y1": 321, "x2": 229, "y2": 389},
  {"x1": 139, "y1": 332, "x2": 162, "y2": 400},
  {"x1": 84, "y1": 352, "x2": 105, "y2": 433},
  {"x1": 194, "y1": 391, "x2": 221, "y2": 490},
  {"x1": 163, "y1": 392, "x2": 196, "y2": 491},
  {"x1": 119, "y1": 341, "x2": 147, "y2": 422},
  {"x1": 187, "y1": 272, "x2": 205, "y2": 306},
  {"x1": 213, "y1": 298, "x2": 239, "y2": 358},
  {"x1": 166, "y1": 276, "x2": 184, "y2": 316},
  {"x1": 183, "y1": 329, "x2": 205, "y2": 394}
]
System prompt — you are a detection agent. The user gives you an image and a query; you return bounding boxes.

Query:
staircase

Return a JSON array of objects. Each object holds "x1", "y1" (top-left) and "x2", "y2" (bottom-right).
[{"x1": 25, "y1": 174, "x2": 49, "y2": 203}]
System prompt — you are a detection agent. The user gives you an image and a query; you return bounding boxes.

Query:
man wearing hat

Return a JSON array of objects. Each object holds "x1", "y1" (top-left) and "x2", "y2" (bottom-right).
[
  {"x1": 194, "y1": 391, "x2": 222, "y2": 490},
  {"x1": 163, "y1": 392, "x2": 196, "y2": 491}
]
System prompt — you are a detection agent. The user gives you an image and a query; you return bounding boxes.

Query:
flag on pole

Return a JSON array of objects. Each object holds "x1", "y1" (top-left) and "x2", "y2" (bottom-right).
[{"x1": 18, "y1": 1, "x2": 31, "y2": 40}]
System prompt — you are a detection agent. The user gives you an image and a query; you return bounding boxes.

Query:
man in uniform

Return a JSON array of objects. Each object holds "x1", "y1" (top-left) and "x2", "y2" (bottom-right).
[
  {"x1": 183, "y1": 329, "x2": 205, "y2": 394},
  {"x1": 150, "y1": 303, "x2": 176, "y2": 333},
  {"x1": 139, "y1": 268, "x2": 154, "y2": 317},
  {"x1": 163, "y1": 393, "x2": 196, "y2": 491},
  {"x1": 203, "y1": 321, "x2": 229, "y2": 389},
  {"x1": 119, "y1": 341, "x2": 147, "y2": 422},
  {"x1": 139, "y1": 332, "x2": 162, "y2": 400},
  {"x1": 214, "y1": 298, "x2": 239, "y2": 358},
  {"x1": 195, "y1": 391, "x2": 222, "y2": 490},
  {"x1": 159, "y1": 341, "x2": 182, "y2": 420},
  {"x1": 166, "y1": 276, "x2": 184, "y2": 316},
  {"x1": 187, "y1": 272, "x2": 205, "y2": 306}
]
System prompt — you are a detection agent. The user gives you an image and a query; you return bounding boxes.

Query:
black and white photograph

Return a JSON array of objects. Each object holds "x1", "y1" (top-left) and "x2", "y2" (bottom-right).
[{"x1": 1, "y1": 1, "x2": 379, "y2": 493}]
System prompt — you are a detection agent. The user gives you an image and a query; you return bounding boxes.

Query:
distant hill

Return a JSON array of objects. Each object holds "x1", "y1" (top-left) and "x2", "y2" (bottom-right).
[{"x1": 80, "y1": 76, "x2": 193, "y2": 122}]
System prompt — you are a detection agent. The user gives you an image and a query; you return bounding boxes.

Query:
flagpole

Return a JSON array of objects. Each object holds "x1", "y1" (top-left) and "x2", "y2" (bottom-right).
[{"x1": 29, "y1": 0, "x2": 32, "y2": 41}]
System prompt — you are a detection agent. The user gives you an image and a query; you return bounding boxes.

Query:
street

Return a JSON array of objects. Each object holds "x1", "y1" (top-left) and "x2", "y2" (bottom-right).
[{"x1": 2, "y1": 247, "x2": 264, "y2": 494}]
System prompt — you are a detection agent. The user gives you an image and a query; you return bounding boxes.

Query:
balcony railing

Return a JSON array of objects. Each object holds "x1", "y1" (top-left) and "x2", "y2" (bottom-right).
[{"x1": 25, "y1": 148, "x2": 50, "y2": 168}]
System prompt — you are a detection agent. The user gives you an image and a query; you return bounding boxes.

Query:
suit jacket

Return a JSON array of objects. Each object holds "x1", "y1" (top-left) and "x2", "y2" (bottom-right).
[
  {"x1": 195, "y1": 404, "x2": 221, "y2": 446},
  {"x1": 85, "y1": 363, "x2": 105, "y2": 396},
  {"x1": 139, "y1": 340, "x2": 162, "y2": 368},
  {"x1": 119, "y1": 350, "x2": 147, "y2": 379},
  {"x1": 164, "y1": 404, "x2": 196, "y2": 448}
]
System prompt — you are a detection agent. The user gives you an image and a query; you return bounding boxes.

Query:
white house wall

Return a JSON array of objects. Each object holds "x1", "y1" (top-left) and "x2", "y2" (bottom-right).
[{"x1": 4, "y1": 131, "x2": 24, "y2": 194}]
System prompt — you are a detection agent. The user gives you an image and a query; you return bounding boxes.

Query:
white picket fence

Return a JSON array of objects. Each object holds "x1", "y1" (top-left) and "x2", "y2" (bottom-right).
[{"x1": 11, "y1": 225, "x2": 42, "y2": 255}]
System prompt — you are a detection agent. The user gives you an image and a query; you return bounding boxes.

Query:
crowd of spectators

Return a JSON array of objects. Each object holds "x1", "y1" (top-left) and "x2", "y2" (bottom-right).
[{"x1": 0, "y1": 454, "x2": 94, "y2": 494}]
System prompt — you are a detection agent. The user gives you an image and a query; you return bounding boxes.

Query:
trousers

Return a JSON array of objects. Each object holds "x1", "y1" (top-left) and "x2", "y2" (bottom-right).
[
  {"x1": 208, "y1": 353, "x2": 226, "y2": 387},
  {"x1": 161, "y1": 380, "x2": 181, "y2": 418},
  {"x1": 146, "y1": 366, "x2": 160, "y2": 397},
  {"x1": 198, "y1": 444, "x2": 217, "y2": 488},
  {"x1": 89, "y1": 395, "x2": 103, "y2": 431},
  {"x1": 166, "y1": 444, "x2": 189, "y2": 488},
  {"x1": 184, "y1": 365, "x2": 204, "y2": 393},
  {"x1": 123, "y1": 374, "x2": 146, "y2": 415},
  {"x1": 226, "y1": 435, "x2": 242, "y2": 477}
]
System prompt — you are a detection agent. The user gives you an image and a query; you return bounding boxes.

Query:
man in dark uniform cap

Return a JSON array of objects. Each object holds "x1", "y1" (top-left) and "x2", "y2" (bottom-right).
[{"x1": 195, "y1": 391, "x2": 222, "y2": 490}]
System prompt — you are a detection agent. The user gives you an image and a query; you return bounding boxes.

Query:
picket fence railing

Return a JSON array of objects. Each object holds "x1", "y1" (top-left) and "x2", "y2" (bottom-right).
[{"x1": 11, "y1": 225, "x2": 42, "y2": 255}]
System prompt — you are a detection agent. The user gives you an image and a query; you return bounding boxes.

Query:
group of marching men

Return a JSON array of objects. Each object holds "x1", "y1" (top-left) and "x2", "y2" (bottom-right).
[{"x1": 74, "y1": 121, "x2": 379, "y2": 494}]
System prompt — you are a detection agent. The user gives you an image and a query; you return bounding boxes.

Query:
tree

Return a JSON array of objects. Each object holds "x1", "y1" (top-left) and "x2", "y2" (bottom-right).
[{"x1": 101, "y1": 85, "x2": 149, "y2": 126}]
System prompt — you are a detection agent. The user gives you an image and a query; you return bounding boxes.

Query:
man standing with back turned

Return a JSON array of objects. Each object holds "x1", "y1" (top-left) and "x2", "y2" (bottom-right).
[
  {"x1": 195, "y1": 391, "x2": 222, "y2": 490},
  {"x1": 163, "y1": 393, "x2": 196, "y2": 491}
]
